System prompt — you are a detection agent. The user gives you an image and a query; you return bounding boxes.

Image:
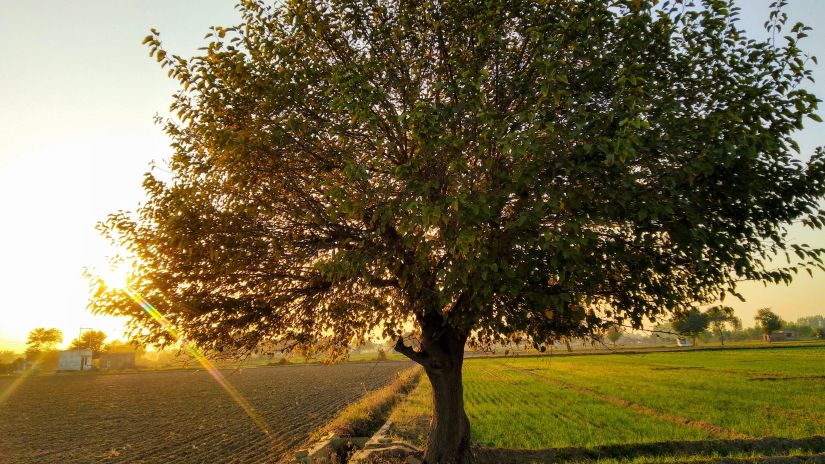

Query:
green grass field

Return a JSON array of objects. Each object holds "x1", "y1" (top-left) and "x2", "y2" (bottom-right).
[{"x1": 388, "y1": 344, "x2": 825, "y2": 462}]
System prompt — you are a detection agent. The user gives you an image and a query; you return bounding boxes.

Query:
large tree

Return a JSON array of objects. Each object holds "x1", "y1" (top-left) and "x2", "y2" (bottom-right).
[{"x1": 89, "y1": 0, "x2": 825, "y2": 461}]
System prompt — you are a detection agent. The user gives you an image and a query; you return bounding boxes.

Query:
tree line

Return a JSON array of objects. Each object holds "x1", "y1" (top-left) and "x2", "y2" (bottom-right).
[
  {"x1": 665, "y1": 308, "x2": 824, "y2": 346},
  {"x1": 0, "y1": 328, "x2": 141, "y2": 374}
]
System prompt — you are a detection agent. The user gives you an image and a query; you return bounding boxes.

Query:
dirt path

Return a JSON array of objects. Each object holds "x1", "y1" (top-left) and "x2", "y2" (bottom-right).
[{"x1": 496, "y1": 361, "x2": 752, "y2": 440}]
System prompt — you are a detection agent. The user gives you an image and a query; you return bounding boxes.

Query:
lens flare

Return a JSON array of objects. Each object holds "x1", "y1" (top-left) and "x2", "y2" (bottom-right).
[
  {"x1": 0, "y1": 360, "x2": 38, "y2": 406},
  {"x1": 121, "y1": 287, "x2": 275, "y2": 441}
]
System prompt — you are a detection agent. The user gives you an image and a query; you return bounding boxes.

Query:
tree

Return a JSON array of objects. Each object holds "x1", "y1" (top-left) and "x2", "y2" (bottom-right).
[
  {"x1": 69, "y1": 330, "x2": 108, "y2": 354},
  {"x1": 797, "y1": 315, "x2": 825, "y2": 329},
  {"x1": 88, "y1": 1, "x2": 825, "y2": 461},
  {"x1": 25, "y1": 328, "x2": 63, "y2": 357},
  {"x1": 815, "y1": 328, "x2": 825, "y2": 340},
  {"x1": 0, "y1": 351, "x2": 19, "y2": 364},
  {"x1": 606, "y1": 327, "x2": 623, "y2": 346},
  {"x1": 705, "y1": 306, "x2": 741, "y2": 346},
  {"x1": 672, "y1": 309, "x2": 710, "y2": 346},
  {"x1": 104, "y1": 339, "x2": 145, "y2": 354},
  {"x1": 755, "y1": 307, "x2": 783, "y2": 336}
]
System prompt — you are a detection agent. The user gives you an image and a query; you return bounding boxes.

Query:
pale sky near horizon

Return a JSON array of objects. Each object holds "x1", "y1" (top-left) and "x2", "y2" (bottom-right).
[{"x1": 1, "y1": 1, "x2": 824, "y2": 352}]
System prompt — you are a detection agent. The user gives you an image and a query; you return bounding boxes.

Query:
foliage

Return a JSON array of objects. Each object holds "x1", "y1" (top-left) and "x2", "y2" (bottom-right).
[
  {"x1": 704, "y1": 306, "x2": 741, "y2": 345},
  {"x1": 606, "y1": 327, "x2": 623, "y2": 345},
  {"x1": 25, "y1": 328, "x2": 62, "y2": 356},
  {"x1": 376, "y1": 347, "x2": 388, "y2": 361},
  {"x1": 87, "y1": 0, "x2": 825, "y2": 459},
  {"x1": 103, "y1": 339, "x2": 146, "y2": 354},
  {"x1": 755, "y1": 307, "x2": 783, "y2": 335},
  {"x1": 89, "y1": 0, "x2": 825, "y2": 356},
  {"x1": 69, "y1": 330, "x2": 108, "y2": 353},
  {"x1": 0, "y1": 351, "x2": 19, "y2": 365},
  {"x1": 672, "y1": 309, "x2": 710, "y2": 344},
  {"x1": 815, "y1": 328, "x2": 825, "y2": 340},
  {"x1": 796, "y1": 315, "x2": 825, "y2": 329}
]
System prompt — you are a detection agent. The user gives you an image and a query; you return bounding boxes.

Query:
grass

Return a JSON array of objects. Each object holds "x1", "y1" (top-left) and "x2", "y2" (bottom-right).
[
  {"x1": 500, "y1": 348, "x2": 825, "y2": 439},
  {"x1": 386, "y1": 344, "x2": 825, "y2": 460},
  {"x1": 313, "y1": 365, "x2": 422, "y2": 439}
]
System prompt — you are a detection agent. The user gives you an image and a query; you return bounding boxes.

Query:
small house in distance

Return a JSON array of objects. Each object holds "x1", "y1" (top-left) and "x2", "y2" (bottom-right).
[
  {"x1": 58, "y1": 349, "x2": 93, "y2": 371},
  {"x1": 763, "y1": 331, "x2": 796, "y2": 342},
  {"x1": 675, "y1": 337, "x2": 693, "y2": 347},
  {"x1": 99, "y1": 352, "x2": 136, "y2": 370}
]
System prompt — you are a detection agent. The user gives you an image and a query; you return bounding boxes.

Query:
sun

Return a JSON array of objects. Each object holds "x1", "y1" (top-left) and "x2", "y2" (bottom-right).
[{"x1": 100, "y1": 264, "x2": 130, "y2": 290}]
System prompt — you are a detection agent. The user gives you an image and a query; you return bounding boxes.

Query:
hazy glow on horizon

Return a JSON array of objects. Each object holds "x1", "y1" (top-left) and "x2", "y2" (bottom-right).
[{"x1": 1, "y1": 1, "x2": 824, "y2": 352}]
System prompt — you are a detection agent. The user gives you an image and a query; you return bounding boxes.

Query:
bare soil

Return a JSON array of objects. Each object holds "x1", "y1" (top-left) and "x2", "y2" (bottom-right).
[{"x1": 0, "y1": 361, "x2": 410, "y2": 463}]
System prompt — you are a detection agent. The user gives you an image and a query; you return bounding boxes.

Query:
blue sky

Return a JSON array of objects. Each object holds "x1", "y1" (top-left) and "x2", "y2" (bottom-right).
[{"x1": 0, "y1": 1, "x2": 823, "y2": 350}]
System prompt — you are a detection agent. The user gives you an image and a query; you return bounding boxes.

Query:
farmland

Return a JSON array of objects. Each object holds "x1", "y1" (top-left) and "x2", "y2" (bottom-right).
[
  {"x1": 0, "y1": 361, "x2": 410, "y2": 463},
  {"x1": 389, "y1": 345, "x2": 825, "y2": 462}
]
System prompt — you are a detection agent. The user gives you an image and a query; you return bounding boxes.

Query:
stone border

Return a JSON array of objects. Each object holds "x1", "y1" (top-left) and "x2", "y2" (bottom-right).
[{"x1": 293, "y1": 419, "x2": 422, "y2": 464}]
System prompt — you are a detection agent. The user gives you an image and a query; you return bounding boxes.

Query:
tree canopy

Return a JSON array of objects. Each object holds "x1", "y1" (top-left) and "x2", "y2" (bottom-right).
[
  {"x1": 755, "y1": 307, "x2": 783, "y2": 334},
  {"x1": 69, "y1": 330, "x2": 108, "y2": 353},
  {"x1": 704, "y1": 305, "x2": 741, "y2": 345},
  {"x1": 672, "y1": 308, "x2": 710, "y2": 344},
  {"x1": 26, "y1": 328, "x2": 63, "y2": 356},
  {"x1": 88, "y1": 0, "x2": 825, "y2": 461}
]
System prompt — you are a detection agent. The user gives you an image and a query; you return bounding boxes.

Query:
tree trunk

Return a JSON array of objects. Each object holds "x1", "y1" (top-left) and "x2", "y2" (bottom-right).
[
  {"x1": 423, "y1": 351, "x2": 471, "y2": 464},
  {"x1": 394, "y1": 319, "x2": 472, "y2": 463}
]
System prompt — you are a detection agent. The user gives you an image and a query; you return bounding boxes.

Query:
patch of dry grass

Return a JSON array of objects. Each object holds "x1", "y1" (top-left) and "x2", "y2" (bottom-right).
[
  {"x1": 386, "y1": 375, "x2": 432, "y2": 448},
  {"x1": 313, "y1": 365, "x2": 422, "y2": 439}
]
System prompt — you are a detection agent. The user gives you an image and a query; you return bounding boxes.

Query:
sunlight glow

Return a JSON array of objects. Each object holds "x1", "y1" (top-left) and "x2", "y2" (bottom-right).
[
  {"x1": 120, "y1": 286, "x2": 275, "y2": 442},
  {"x1": 100, "y1": 264, "x2": 130, "y2": 291},
  {"x1": 0, "y1": 361, "x2": 36, "y2": 406}
]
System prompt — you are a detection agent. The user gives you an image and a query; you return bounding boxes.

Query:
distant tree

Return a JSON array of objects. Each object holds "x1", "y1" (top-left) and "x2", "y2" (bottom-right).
[
  {"x1": 672, "y1": 309, "x2": 710, "y2": 346},
  {"x1": 606, "y1": 327, "x2": 623, "y2": 346},
  {"x1": 0, "y1": 350, "x2": 19, "y2": 364},
  {"x1": 797, "y1": 315, "x2": 825, "y2": 329},
  {"x1": 89, "y1": 1, "x2": 825, "y2": 461},
  {"x1": 103, "y1": 339, "x2": 145, "y2": 354},
  {"x1": 755, "y1": 307, "x2": 783, "y2": 336},
  {"x1": 69, "y1": 330, "x2": 108, "y2": 354},
  {"x1": 781, "y1": 321, "x2": 813, "y2": 338},
  {"x1": 815, "y1": 328, "x2": 825, "y2": 340},
  {"x1": 376, "y1": 347, "x2": 388, "y2": 361},
  {"x1": 705, "y1": 306, "x2": 741, "y2": 346},
  {"x1": 25, "y1": 328, "x2": 63, "y2": 357}
]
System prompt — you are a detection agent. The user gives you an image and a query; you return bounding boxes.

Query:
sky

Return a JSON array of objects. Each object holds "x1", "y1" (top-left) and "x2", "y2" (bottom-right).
[{"x1": 0, "y1": 1, "x2": 824, "y2": 352}]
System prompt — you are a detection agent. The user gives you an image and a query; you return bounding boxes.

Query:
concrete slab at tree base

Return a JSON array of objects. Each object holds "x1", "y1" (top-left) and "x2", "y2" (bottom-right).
[
  {"x1": 294, "y1": 419, "x2": 421, "y2": 464},
  {"x1": 294, "y1": 434, "x2": 370, "y2": 463},
  {"x1": 348, "y1": 442, "x2": 421, "y2": 463},
  {"x1": 349, "y1": 420, "x2": 422, "y2": 463}
]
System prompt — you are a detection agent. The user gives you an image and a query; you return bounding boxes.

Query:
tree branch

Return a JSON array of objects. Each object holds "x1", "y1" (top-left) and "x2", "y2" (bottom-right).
[{"x1": 393, "y1": 336, "x2": 431, "y2": 367}]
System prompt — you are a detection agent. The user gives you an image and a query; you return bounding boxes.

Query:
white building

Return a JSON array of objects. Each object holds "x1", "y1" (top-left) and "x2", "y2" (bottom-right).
[{"x1": 58, "y1": 349, "x2": 93, "y2": 371}]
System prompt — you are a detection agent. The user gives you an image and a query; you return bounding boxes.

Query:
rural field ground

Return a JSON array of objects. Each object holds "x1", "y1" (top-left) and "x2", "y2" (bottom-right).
[
  {"x1": 390, "y1": 345, "x2": 825, "y2": 462},
  {"x1": 0, "y1": 361, "x2": 410, "y2": 463}
]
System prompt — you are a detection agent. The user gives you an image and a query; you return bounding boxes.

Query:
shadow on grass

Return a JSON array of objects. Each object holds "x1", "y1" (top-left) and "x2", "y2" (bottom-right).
[{"x1": 474, "y1": 436, "x2": 825, "y2": 463}]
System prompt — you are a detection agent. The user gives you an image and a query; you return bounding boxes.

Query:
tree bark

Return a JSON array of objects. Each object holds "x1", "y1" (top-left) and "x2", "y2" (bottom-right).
[
  {"x1": 394, "y1": 320, "x2": 473, "y2": 463},
  {"x1": 422, "y1": 347, "x2": 471, "y2": 464}
]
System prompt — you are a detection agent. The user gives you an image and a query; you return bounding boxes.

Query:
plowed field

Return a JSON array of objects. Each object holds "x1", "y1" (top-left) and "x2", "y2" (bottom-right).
[{"x1": 0, "y1": 361, "x2": 410, "y2": 463}]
